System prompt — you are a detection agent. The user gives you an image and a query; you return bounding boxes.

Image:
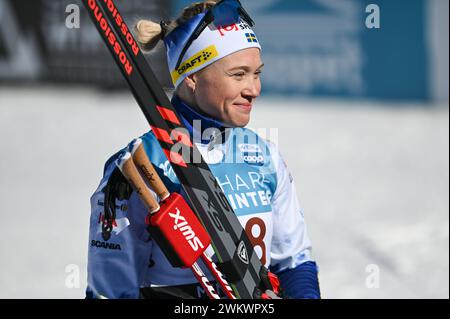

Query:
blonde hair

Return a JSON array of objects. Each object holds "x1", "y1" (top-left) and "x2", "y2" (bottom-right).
[{"x1": 135, "y1": 1, "x2": 218, "y2": 52}]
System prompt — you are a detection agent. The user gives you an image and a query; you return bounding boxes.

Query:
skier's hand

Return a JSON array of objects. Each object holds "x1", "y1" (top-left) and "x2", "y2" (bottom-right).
[
  {"x1": 101, "y1": 166, "x2": 133, "y2": 241},
  {"x1": 253, "y1": 267, "x2": 287, "y2": 299}
]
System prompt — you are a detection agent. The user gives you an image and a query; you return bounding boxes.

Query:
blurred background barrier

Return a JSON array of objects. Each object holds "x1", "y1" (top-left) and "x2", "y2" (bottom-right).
[
  {"x1": 0, "y1": 0, "x2": 172, "y2": 88},
  {"x1": 174, "y1": 0, "x2": 449, "y2": 102},
  {"x1": 1, "y1": 0, "x2": 448, "y2": 102}
]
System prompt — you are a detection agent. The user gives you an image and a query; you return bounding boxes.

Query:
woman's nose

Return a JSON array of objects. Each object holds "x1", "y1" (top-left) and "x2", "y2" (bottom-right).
[{"x1": 243, "y1": 78, "x2": 261, "y2": 99}]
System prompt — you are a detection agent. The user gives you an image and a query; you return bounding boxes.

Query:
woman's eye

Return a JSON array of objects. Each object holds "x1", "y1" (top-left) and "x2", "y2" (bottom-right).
[
  {"x1": 253, "y1": 71, "x2": 262, "y2": 78},
  {"x1": 234, "y1": 73, "x2": 245, "y2": 77}
]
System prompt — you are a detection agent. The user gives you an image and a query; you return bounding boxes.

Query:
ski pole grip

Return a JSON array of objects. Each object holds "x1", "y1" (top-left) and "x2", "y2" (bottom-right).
[
  {"x1": 131, "y1": 139, "x2": 170, "y2": 201},
  {"x1": 116, "y1": 152, "x2": 160, "y2": 214}
]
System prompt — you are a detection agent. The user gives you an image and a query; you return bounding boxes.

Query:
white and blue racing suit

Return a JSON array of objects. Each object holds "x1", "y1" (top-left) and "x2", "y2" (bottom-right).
[{"x1": 86, "y1": 96, "x2": 320, "y2": 299}]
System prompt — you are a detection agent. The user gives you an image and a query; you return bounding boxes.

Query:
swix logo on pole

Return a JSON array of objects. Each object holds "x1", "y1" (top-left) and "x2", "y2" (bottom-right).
[{"x1": 170, "y1": 208, "x2": 205, "y2": 252}]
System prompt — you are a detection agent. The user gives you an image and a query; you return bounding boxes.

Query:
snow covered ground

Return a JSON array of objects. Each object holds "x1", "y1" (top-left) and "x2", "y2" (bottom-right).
[{"x1": 0, "y1": 86, "x2": 448, "y2": 298}]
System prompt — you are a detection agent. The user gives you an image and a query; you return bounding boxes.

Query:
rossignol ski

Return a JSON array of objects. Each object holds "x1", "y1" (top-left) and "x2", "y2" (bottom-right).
[{"x1": 82, "y1": 0, "x2": 264, "y2": 298}]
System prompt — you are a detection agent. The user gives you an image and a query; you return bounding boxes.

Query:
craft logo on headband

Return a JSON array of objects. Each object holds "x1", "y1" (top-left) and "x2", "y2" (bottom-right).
[{"x1": 171, "y1": 45, "x2": 219, "y2": 84}]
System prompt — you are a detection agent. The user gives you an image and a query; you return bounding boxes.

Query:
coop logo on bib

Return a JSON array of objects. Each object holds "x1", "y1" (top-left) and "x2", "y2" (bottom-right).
[
  {"x1": 243, "y1": 154, "x2": 265, "y2": 166},
  {"x1": 238, "y1": 143, "x2": 265, "y2": 165}
]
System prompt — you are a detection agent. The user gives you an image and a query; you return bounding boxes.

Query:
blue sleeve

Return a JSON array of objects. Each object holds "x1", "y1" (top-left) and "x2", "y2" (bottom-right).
[
  {"x1": 86, "y1": 160, "x2": 153, "y2": 299},
  {"x1": 274, "y1": 261, "x2": 321, "y2": 299}
]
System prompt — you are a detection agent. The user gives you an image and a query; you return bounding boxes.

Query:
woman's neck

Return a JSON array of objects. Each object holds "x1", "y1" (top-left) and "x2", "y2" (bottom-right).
[
  {"x1": 175, "y1": 87, "x2": 208, "y2": 118},
  {"x1": 171, "y1": 94, "x2": 227, "y2": 145}
]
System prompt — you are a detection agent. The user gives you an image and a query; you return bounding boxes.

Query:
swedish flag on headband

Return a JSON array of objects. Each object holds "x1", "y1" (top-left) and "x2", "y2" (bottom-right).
[{"x1": 245, "y1": 33, "x2": 258, "y2": 43}]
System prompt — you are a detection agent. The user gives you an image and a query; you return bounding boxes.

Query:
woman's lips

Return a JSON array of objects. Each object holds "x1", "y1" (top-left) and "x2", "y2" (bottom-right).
[{"x1": 233, "y1": 103, "x2": 253, "y2": 112}]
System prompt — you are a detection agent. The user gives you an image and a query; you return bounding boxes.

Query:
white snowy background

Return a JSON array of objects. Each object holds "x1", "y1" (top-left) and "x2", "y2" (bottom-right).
[{"x1": 0, "y1": 86, "x2": 448, "y2": 298}]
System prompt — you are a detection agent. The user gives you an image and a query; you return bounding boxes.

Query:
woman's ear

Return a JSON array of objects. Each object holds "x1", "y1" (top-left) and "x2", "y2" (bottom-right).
[{"x1": 184, "y1": 74, "x2": 197, "y2": 94}]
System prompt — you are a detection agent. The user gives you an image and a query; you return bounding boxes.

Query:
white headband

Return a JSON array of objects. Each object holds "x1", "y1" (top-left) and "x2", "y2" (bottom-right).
[{"x1": 163, "y1": 13, "x2": 261, "y2": 88}]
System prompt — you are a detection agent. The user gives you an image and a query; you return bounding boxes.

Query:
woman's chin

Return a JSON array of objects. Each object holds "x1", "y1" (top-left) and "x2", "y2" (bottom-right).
[{"x1": 227, "y1": 115, "x2": 250, "y2": 128}]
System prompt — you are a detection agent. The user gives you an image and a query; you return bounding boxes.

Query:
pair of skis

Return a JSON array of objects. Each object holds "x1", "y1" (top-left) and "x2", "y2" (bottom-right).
[{"x1": 82, "y1": 0, "x2": 264, "y2": 298}]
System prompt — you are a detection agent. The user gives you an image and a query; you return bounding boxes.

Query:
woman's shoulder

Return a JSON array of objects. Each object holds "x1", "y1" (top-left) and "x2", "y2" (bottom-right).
[
  {"x1": 140, "y1": 130, "x2": 158, "y2": 149},
  {"x1": 102, "y1": 130, "x2": 162, "y2": 176}
]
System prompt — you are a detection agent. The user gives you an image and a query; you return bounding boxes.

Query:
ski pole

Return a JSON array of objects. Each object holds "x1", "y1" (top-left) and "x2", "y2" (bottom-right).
[
  {"x1": 115, "y1": 151, "x2": 220, "y2": 299},
  {"x1": 130, "y1": 138, "x2": 236, "y2": 299}
]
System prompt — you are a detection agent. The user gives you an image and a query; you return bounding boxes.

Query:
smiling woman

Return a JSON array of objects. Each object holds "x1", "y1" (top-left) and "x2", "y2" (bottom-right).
[
  {"x1": 180, "y1": 48, "x2": 264, "y2": 127},
  {"x1": 86, "y1": 0, "x2": 321, "y2": 299},
  {"x1": 135, "y1": 0, "x2": 263, "y2": 127}
]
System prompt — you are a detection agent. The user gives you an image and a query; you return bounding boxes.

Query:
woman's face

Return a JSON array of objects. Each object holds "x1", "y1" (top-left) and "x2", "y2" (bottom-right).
[{"x1": 188, "y1": 48, "x2": 263, "y2": 127}]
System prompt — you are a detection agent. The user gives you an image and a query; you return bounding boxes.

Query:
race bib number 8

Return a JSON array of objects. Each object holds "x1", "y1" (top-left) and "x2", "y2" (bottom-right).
[{"x1": 245, "y1": 217, "x2": 267, "y2": 266}]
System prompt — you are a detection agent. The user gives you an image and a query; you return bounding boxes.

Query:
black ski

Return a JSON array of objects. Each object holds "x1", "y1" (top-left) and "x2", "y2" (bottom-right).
[{"x1": 81, "y1": 0, "x2": 263, "y2": 298}]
